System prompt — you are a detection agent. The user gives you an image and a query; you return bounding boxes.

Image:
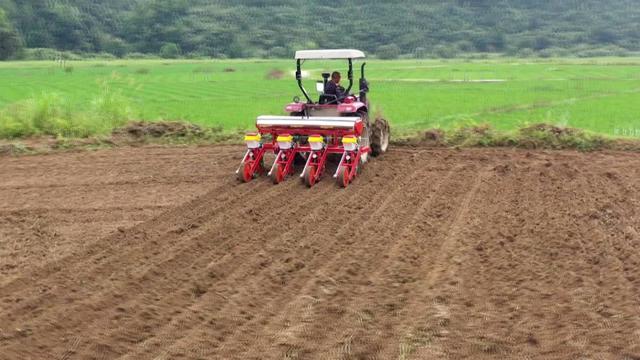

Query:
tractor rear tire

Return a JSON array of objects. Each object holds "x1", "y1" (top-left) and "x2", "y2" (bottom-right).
[{"x1": 370, "y1": 117, "x2": 390, "y2": 157}]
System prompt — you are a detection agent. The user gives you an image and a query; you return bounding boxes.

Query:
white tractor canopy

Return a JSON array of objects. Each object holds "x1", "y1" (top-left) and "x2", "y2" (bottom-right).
[{"x1": 295, "y1": 49, "x2": 365, "y2": 60}]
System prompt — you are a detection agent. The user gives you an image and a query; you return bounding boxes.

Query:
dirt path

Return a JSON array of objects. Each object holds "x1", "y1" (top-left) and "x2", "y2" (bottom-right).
[{"x1": 1, "y1": 145, "x2": 639, "y2": 359}]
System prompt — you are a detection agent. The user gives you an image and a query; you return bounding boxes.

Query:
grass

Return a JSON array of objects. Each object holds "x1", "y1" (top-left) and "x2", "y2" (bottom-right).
[
  {"x1": 0, "y1": 57, "x2": 639, "y2": 140},
  {"x1": 0, "y1": 83, "x2": 132, "y2": 138}
]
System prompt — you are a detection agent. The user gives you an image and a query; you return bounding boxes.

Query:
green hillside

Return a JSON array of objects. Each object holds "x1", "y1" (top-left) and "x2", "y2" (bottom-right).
[{"x1": 1, "y1": 0, "x2": 640, "y2": 60}]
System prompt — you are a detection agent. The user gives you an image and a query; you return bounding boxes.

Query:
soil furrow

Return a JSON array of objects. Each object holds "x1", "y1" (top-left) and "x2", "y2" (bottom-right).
[
  {"x1": 2, "y1": 146, "x2": 640, "y2": 359},
  {"x1": 131, "y1": 155, "x2": 418, "y2": 359}
]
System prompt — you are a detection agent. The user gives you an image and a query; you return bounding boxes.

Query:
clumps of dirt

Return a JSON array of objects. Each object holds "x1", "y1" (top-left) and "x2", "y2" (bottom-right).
[
  {"x1": 517, "y1": 123, "x2": 610, "y2": 151},
  {"x1": 446, "y1": 124, "x2": 497, "y2": 147},
  {"x1": 421, "y1": 129, "x2": 446, "y2": 146},
  {"x1": 191, "y1": 283, "x2": 207, "y2": 298},
  {"x1": 0, "y1": 121, "x2": 240, "y2": 157},
  {"x1": 113, "y1": 121, "x2": 204, "y2": 138},
  {"x1": 609, "y1": 139, "x2": 640, "y2": 151},
  {"x1": 493, "y1": 163, "x2": 513, "y2": 174},
  {"x1": 603, "y1": 171, "x2": 619, "y2": 180},
  {"x1": 520, "y1": 123, "x2": 580, "y2": 137},
  {"x1": 0, "y1": 144, "x2": 26, "y2": 156},
  {"x1": 401, "y1": 123, "x2": 639, "y2": 152},
  {"x1": 266, "y1": 69, "x2": 285, "y2": 80},
  {"x1": 0, "y1": 137, "x2": 108, "y2": 156},
  {"x1": 624, "y1": 226, "x2": 638, "y2": 241},
  {"x1": 424, "y1": 129, "x2": 444, "y2": 142},
  {"x1": 109, "y1": 121, "x2": 241, "y2": 146}
]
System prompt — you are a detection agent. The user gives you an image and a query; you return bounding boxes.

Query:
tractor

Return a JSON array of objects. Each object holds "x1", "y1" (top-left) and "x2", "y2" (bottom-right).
[{"x1": 236, "y1": 49, "x2": 390, "y2": 188}]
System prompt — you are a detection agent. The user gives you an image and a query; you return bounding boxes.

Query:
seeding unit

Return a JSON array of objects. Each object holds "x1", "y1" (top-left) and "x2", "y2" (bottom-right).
[{"x1": 236, "y1": 49, "x2": 389, "y2": 188}]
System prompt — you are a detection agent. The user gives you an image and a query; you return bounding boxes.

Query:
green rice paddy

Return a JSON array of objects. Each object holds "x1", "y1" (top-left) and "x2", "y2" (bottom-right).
[{"x1": 1, "y1": 58, "x2": 639, "y2": 138}]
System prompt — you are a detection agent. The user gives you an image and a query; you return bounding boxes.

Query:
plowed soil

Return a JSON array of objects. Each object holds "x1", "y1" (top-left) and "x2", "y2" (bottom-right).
[{"x1": 1, "y1": 145, "x2": 640, "y2": 359}]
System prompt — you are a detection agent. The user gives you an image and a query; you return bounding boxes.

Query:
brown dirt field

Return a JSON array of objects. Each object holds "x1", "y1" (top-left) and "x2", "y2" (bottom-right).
[{"x1": 1, "y1": 145, "x2": 640, "y2": 359}]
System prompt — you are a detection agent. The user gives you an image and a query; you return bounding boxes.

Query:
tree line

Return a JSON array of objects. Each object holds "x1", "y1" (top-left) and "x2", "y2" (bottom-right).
[{"x1": 1, "y1": 0, "x2": 639, "y2": 60}]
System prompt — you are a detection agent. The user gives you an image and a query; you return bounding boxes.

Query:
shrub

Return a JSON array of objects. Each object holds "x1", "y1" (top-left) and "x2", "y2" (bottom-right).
[
  {"x1": 102, "y1": 37, "x2": 129, "y2": 58},
  {"x1": 517, "y1": 48, "x2": 535, "y2": 58},
  {"x1": 268, "y1": 46, "x2": 288, "y2": 58},
  {"x1": 85, "y1": 52, "x2": 117, "y2": 60},
  {"x1": 0, "y1": 27, "x2": 21, "y2": 60},
  {"x1": 125, "y1": 52, "x2": 157, "y2": 60},
  {"x1": 433, "y1": 45, "x2": 458, "y2": 59},
  {"x1": 376, "y1": 44, "x2": 401, "y2": 60},
  {"x1": 160, "y1": 43, "x2": 181, "y2": 59},
  {"x1": 23, "y1": 48, "x2": 82, "y2": 61}
]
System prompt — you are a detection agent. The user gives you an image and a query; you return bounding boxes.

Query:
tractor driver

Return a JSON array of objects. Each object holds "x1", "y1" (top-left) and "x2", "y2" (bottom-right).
[{"x1": 324, "y1": 71, "x2": 346, "y2": 101}]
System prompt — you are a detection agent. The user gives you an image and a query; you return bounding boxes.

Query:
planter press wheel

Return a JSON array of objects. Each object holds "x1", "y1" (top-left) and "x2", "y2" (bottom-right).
[
  {"x1": 337, "y1": 166, "x2": 350, "y2": 188},
  {"x1": 237, "y1": 157, "x2": 264, "y2": 183},
  {"x1": 270, "y1": 163, "x2": 285, "y2": 184},
  {"x1": 237, "y1": 161, "x2": 253, "y2": 183},
  {"x1": 303, "y1": 165, "x2": 317, "y2": 188}
]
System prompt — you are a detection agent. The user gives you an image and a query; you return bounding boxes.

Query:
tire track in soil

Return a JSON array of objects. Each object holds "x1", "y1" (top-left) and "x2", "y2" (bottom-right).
[
  {"x1": 209, "y1": 156, "x2": 441, "y2": 359},
  {"x1": 408, "y1": 166, "x2": 522, "y2": 359},
  {"x1": 0, "y1": 149, "x2": 242, "y2": 292},
  {"x1": 3, "y1": 147, "x2": 640, "y2": 359},
  {"x1": 572, "y1": 167, "x2": 640, "y2": 357},
  {"x1": 0, "y1": 179, "x2": 256, "y2": 296},
  {"x1": 241, "y1": 156, "x2": 486, "y2": 359},
  {"x1": 1, "y1": 179, "x2": 321, "y2": 359},
  {"x1": 100, "y1": 178, "x2": 344, "y2": 359},
  {"x1": 0, "y1": 178, "x2": 292, "y2": 337},
  {"x1": 291, "y1": 159, "x2": 493, "y2": 359},
  {"x1": 0, "y1": 177, "x2": 213, "y2": 191},
  {"x1": 123, "y1": 153, "x2": 423, "y2": 359},
  {"x1": 346, "y1": 165, "x2": 490, "y2": 360},
  {"x1": 112, "y1": 175, "x2": 371, "y2": 360},
  {"x1": 11, "y1": 154, "x2": 402, "y2": 359},
  {"x1": 426, "y1": 158, "x2": 597, "y2": 359},
  {"x1": 413, "y1": 157, "x2": 640, "y2": 359},
  {"x1": 435, "y1": 163, "x2": 549, "y2": 359},
  {"x1": 515, "y1": 158, "x2": 640, "y2": 359},
  {"x1": 260, "y1": 163, "x2": 471, "y2": 359}
]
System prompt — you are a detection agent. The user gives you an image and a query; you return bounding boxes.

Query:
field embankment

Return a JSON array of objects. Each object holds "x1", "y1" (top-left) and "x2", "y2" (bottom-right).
[
  {"x1": 1, "y1": 145, "x2": 639, "y2": 359},
  {"x1": 3, "y1": 121, "x2": 639, "y2": 157}
]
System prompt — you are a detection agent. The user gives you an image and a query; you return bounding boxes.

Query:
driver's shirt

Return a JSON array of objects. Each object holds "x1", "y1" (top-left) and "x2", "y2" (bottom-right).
[{"x1": 324, "y1": 81, "x2": 344, "y2": 98}]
